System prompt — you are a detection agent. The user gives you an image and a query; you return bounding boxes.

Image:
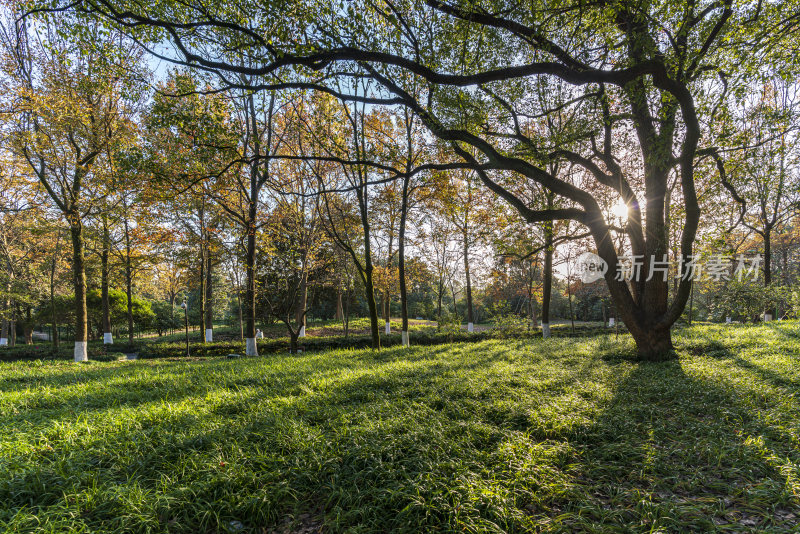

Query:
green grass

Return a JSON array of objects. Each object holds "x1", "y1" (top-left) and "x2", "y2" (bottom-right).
[
  {"x1": 150, "y1": 318, "x2": 439, "y2": 344},
  {"x1": 1, "y1": 323, "x2": 799, "y2": 532}
]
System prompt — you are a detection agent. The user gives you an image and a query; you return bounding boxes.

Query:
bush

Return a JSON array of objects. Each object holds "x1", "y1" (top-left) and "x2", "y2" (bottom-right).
[
  {"x1": 0, "y1": 344, "x2": 72, "y2": 362},
  {"x1": 93, "y1": 352, "x2": 125, "y2": 362},
  {"x1": 492, "y1": 313, "x2": 527, "y2": 338},
  {"x1": 437, "y1": 312, "x2": 463, "y2": 340}
]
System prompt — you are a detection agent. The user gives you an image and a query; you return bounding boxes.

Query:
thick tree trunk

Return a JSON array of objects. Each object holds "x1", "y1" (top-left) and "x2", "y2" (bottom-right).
[
  {"x1": 627, "y1": 323, "x2": 675, "y2": 361},
  {"x1": 70, "y1": 220, "x2": 88, "y2": 361},
  {"x1": 101, "y1": 219, "x2": 112, "y2": 344},
  {"x1": 205, "y1": 251, "x2": 213, "y2": 341}
]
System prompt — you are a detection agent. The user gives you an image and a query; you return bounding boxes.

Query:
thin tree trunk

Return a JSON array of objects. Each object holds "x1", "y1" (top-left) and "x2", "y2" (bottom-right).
[
  {"x1": 398, "y1": 176, "x2": 410, "y2": 346},
  {"x1": 245, "y1": 203, "x2": 258, "y2": 356},
  {"x1": 24, "y1": 307, "x2": 33, "y2": 344},
  {"x1": 0, "y1": 315, "x2": 8, "y2": 346},
  {"x1": 49, "y1": 232, "x2": 61, "y2": 348},
  {"x1": 205, "y1": 251, "x2": 213, "y2": 341},
  {"x1": 763, "y1": 227, "x2": 772, "y2": 286},
  {"x1": 237, "y1": 288, "x2": 243, "y2": 340},
  {"x1": 199, "y1": 203, "x2": 207, "y2": 341},
  {"x1": 541, "y1": 217, "x2": 554, "y2": 339},
  {"x1": 296, "y1": 267, "x2": 308, "y2": 337},
  {"x1": 356, "y1": 183, "x2": 380, "y2": 349},
  {"x1": 436, "y1": 282, "x2": 443, "y2": 327},
  {"x1": 567, "y1": 275, "x2": 575, "y2": 334},
  {"x1": 342, "y1": 288, "x2": 351, "y2": 337},
  {"x1": 124, "y1": 215, "x2": 134, "y2": 346},
  {"x1": 70, "y1": 219, "x2": 88, "y2": 361},
  {"x1": 364, "y1": 265, "x2": 380, "y2": 349},
  {"x1": 9, "y1": 311, "x2": 16, "y2": 347},
  {"x1": 463, "y1": 236, "x2": 474, "y2": 332},
  {"x1": 101, "y1": 217, "x2": 112, "y2": 344},
  {"x1": 335, "y1": 287, "x2": 343, "y2": 321}
]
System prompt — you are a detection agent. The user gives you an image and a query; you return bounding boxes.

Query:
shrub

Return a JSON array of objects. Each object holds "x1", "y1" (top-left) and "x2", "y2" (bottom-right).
[
  {"x1": 437, "y1": 312, "x2": 463, "y2": 340},
  {"x1": 93, "y1": 352, "x2": 125, "y2": 362},
  {"x1": 492, "y1": 313, "x2": 527, "y2": 338}
]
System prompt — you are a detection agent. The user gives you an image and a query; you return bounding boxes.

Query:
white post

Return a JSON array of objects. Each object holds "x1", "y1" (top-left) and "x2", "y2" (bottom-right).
[
  {"x1": 726, "y1": 316, "x2": 731, "y2": 324},
  {"x1": 467, "y1": 322, "x2": 474, "y2": 333},
  {"x1": 205, "y1": 329, "x2": 213, "y2": 342},
  {"x1": 401, "y1": 331, "x2": 409, "y2": 346},
  {"x1": 245, "y1": 337, "x2": 258, "y2": 356},
  {"x1": 542, "y1": 323, "x2": 551, "y2": 338},
  {"x1": 299, "y1": 325, "x2": 306, "y2": 338},
  {"x1": 608, "y1": 317, "x2": 615, "y2": 327},
  {"x1": 764, "y1": 313, "x2": 773, "y2": 322},
  {"x1": 0, "y1": 338, "x2": 7, "y2": 346},
  {"x1": 103, "y1": 332, "x2": 113, "y2": 344},
  {"x1": 385, "y1": 321, "x2": 391, "y2": 335},
  {"x1": 74, "y1": 341, "x2": 88, "y2": 362}
]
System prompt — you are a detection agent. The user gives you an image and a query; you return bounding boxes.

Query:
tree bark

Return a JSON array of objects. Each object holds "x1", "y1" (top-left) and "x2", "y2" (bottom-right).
[
  {"x1": 0, "y1": 314, "x2": 7, "y2": 346},
  {"x1": 70, "y1": 219, "x2": 88, "y2": 361},
  {"x1": 245, "y1": 202, "x2": 258, "y2": 356},
  {"x1": 198, "y1": 203, "x2": 207, "y2": 341},
  {"x1": 101, "y1": 219, "x2": 112, "y2": 344},
  {"x1": 541, "y1": 218, "x2": 554, "y2": 339},
  {"x1": 357, "y1": 180, "x2": 381, "y2": 349},
  {"x1": 24, "y1": 307, "x2": 33, "y2": 344},
  {"x1": 335, "y1": 287, "x2": 343, "y2": 321},
  {"x1": 763, "y1": 227, "x2": 772, "y2": 286},
  {"x1": 295, "y1": 266, "x2": 308, "y2": 336},
  {"x1": 627, "y1": 324, "x2": 675, "y2": 361},
  {"x1": 364, "y1": 264, "x2": 381, "y2": 349},
  {"x1": 398, "y1": 175, "x2": 410, "y2": 345},
  {"x1": 463, "y1": 236, "x2": 474, "y2": 331},
  {"x1": 123, "y1": 214, "x2": 134, "y2": 346},
  {"x1": 49, "y1": 233, "x2": 60, "y2": 348},
  {"x1": 205, "y1": 250, "x2": 213, "y2": 341}
]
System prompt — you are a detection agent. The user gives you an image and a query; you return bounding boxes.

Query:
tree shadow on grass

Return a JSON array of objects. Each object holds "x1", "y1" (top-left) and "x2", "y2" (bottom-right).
[
  {"x1": 5, "y1": 338, "x2": 799, "y2": 533},
  {"x1": 688, "y1": 329, "x2": 800, "y2": 390},
  {"x1": 562, "y1": 353, "x2": 800, "y2": 532}
]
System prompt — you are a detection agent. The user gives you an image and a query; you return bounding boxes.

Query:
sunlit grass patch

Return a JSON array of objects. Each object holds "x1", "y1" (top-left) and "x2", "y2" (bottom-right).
[{"x1": 1, "y1": 324, "x2": 799, "y2": 532}]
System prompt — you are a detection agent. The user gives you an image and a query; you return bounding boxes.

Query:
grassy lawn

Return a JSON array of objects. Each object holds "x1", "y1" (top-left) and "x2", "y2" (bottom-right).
[
  {"x1": 150, "y1": 318, "x2": 440, "y2": 344},
  {"x1": 1, "y1": 323, "x2": 799, "y2": 532}
]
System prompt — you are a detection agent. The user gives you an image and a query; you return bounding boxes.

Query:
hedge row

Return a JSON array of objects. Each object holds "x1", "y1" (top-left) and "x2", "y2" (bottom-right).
[
  {"x1": 0, "y1": 324, "x2": 622, "y2": 362},
  {"x1": 137, "y1": 324, "x2": 620, "y2": 359}
]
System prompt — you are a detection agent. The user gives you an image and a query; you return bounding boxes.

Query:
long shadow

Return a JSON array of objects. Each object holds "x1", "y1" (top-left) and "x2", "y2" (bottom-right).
[
  {"x1": 565, "y1": 355, "x2": 800, "y2": 532},
  {"x1": 5, "y1": 337, "x2": 799, "y2": 532},
  {"x1": 688, "y1": 328, "x2": 800, "y2": 390}
]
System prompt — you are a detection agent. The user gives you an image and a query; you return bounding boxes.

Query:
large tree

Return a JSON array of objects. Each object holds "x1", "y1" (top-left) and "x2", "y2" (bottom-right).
[
  {"x1": 3, "y1": 10, "x2": 145, "y2": 360},
  {"x1": 53, "y1": 0, "x2": 798, "y2": 358}
]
